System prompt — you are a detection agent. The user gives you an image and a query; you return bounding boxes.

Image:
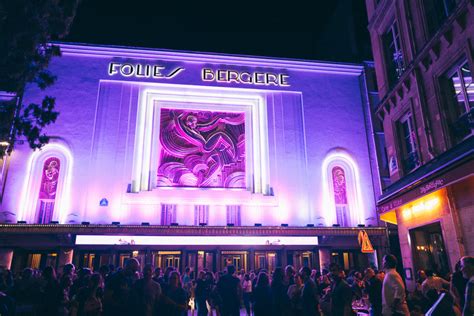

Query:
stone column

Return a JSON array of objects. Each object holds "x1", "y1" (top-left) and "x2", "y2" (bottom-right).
[
  {"x1": 0, "y1": 249, "x2": 14, "y2": 270},
  {"x1": 58, "y1": 248, "x2": 74, "y2": 271},
  {"x1": 318, "y1": 248, "x2": 331, "y2": 272}
]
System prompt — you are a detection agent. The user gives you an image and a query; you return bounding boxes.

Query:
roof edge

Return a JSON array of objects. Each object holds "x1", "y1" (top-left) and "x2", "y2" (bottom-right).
[{"x1": 52, "y1": 41, "x2": 365, "y2": 75}]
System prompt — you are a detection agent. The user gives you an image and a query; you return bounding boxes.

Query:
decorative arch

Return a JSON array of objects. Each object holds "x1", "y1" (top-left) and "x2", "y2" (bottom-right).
[
  {"x1": 18, "y1": 143, "x2": 73, "y2": 224},
  {"x1": 321, "y1": 151, "x2": 364, "y2": 227}
]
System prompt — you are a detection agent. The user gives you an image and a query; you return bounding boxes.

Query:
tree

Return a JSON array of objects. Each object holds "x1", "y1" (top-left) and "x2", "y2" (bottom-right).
[{"x1": 0, "y1": 0, "x2": 80, "y2": 156}]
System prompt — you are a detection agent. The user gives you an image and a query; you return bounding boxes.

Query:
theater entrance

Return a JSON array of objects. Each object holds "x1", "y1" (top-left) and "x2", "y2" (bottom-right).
[
  {"x1": 155, "y1": 251, "x2": 181, "y2": 271},
  {"x1": 221, "y1": 251, "x2": 248, "y2": 271}
]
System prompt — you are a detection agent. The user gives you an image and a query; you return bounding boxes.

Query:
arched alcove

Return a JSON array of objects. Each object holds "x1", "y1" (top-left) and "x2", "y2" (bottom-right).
[
  {"x1": 18, "y1": 143, "x2": 73, "y2": 224},
  {"x1": 321, "y1": 151, "x2": 364, "y2": 227}
]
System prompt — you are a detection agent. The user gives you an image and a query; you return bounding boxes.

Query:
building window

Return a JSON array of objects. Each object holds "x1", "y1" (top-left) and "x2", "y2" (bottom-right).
[
  {"x1": 442, "y1": 61, "x2": 474, "y2": 143},
  {"x1": 194, "y1": 205, "x2": 209, "y2": 225},
  {"x1": 160, "y1": 204, "x2": 177, "y2": 225},
  {"x1": 383, "y1": 21, "x2": 405, "y2": 87},
  {"x1": 35, "y1": 157, "x2": 61, "y2": 224},
  {"x1": 332, "y1": 167, "x2": 350, "y2": 227},
  {"x1": 226, "y1": 205, "x2": 241, "y2": 226},
  {"x1": 423, "y1": 0, "x2": 459, "y2": 36},
  {"x1": 398, "y1": 112, "x2": 420, "y2": 173}
]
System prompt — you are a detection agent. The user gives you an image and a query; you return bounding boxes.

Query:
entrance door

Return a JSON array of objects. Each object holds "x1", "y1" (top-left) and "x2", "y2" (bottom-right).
[
  {"x1": 410, "y1": 222, "x2": 450, "y2": 276},
  {"x1": 221, "y1": 251, "x2": 247, "y2": 272},
  {"x1": 156, "y1": 251, "x2": 181, "y2": 271}
]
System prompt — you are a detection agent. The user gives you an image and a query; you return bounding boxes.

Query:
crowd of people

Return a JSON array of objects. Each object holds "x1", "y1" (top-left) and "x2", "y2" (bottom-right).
[{"x1": 0, "y1": 254, "x2": 473, "y2": 316}]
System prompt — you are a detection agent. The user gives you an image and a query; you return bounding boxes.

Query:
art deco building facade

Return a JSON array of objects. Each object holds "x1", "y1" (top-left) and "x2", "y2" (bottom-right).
[
  {"x1": 0, "y1": 43, "x2": 385, "y2": 273},
  {"x1": 366, "y1": 0, "x2": 474, "y2": 290}
]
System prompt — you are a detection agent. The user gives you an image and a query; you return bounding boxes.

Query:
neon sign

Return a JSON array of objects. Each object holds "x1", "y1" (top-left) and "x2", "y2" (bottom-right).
[
  {"x1": 202, "y1": 68, "x2": 290, "y2": 87},
  {"x1": 108, "y1": 62, "x2": 184, "y2": 79}
]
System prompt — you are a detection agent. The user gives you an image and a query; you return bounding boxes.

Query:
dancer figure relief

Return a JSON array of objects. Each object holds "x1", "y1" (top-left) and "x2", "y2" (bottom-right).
[{"x1": 158, "y1": 108, "x2": 246, "y2": 188}]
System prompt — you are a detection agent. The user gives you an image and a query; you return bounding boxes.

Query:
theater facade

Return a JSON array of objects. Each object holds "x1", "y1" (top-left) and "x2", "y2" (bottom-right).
[{"x1": 0, "y1": 43, "x2": 386, "y2": 273}]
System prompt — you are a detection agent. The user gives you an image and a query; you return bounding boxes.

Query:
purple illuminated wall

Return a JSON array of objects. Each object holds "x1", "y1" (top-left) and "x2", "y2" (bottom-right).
[{"x1": 157, "y1": 108, "x2": 246, "y2": 188}]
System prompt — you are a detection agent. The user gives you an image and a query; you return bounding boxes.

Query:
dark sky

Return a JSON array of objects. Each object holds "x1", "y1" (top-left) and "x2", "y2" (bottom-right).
[{"x1": 65, "y1": 0, "x2": 372, "y2": 62}]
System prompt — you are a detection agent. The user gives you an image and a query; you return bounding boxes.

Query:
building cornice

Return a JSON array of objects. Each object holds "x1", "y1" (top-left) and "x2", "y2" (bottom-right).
[
  {"x1": 53, "y1": 42, "x2": 365, "y2": 76},
  {"x1": 0, "y1": 224, "x2": 387, "y2": 236}
]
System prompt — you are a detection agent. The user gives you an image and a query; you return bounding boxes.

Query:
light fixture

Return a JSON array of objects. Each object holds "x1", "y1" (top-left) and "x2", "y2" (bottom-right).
[{"x1": 0, "y1": 141, "x2": 10, "y2": 147}]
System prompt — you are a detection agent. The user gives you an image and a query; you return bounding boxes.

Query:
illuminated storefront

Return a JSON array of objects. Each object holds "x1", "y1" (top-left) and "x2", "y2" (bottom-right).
[
  {"x1": 378, "y1": 153, "x2": 474, "y2": 291},
  {"x1": 0, "y1": 43, "x2": 386, "y2": 272}
]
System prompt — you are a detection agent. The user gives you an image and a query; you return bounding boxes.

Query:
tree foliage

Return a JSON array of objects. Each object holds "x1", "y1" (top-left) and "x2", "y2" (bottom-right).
[{"x1": 0, "y1": 0, "x2": 80, "y2": 155}]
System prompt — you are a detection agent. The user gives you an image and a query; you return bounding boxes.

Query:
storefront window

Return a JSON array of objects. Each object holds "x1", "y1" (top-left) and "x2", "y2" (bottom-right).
[{"x1": 409, "y1": 222, "x2": 450, "y2": 277}]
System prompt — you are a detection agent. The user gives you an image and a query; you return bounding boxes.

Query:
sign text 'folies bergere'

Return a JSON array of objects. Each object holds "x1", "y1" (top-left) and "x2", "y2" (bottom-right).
[
  {"x1": 108, "y1": 62, "x2": 184, "y2": 79},
  {"x1": 202, "y1": 68, "x2": 290, "y2": 87},
  {"x1": 108, "y1": 62, "x2": 290, "y2": 87}
]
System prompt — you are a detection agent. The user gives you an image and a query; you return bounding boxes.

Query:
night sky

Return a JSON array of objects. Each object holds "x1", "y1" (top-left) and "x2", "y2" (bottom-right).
[{"x1": 65, "y1": 0, "x2": 372, "y2": 63}]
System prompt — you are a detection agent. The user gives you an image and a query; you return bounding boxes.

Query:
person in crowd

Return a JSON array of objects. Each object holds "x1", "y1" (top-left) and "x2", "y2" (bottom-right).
[
  {"x1": 216, "y1": 265, "x2": 242, "y2": 316},
  {"x1": 182, "y1": 267, "x2": 193, "y2": 294},
  {"x1": 71, "y1": 268, "x2": 92, "y2": 299},
  {"x1": 460, "y1": 256, "x2": 474, "y2": 316},
  {"x1": 38, "y1": 266, "x2": 61, "y2": 315},
  {"x1": 328, "y1": 263, "x2": 352, "y2": 316},
  {"x1": 58, "y1": 274, "x2": 73, "y2": 316},
  {"x1": 130, "y1": 264, "x2": 162, "y2": 316},
  {"x1": 381, "y1": 254, "x2": 409, "y2": 316},
  {"x1": 416, "y1": 270, "x2": 427, "y2": 290},
  {"x1": 73, "y1": 273, "x2": 103, "y2": 316},
  {"x1": 351, "y1": 271, "x2": 365, "y2": 299},
  {"x1": 62, "y1": 263, "x2": 76, "y2": 280},
  {"x1": 364, "y1": 268, "x2": 382, "y2": 316},
  {"x1": 253, "y1": 271, "x2": 272, "y2": 316},
  {"x1": 300, "y1": 266, "x2": 320, "y2": 316},
  {"x1": 98, "y1": 265, "x2": 110, "y2": 285},
  {"x1": 152, "y1": 267, "x2": 162, "y2": 283},
  {"x1": 285, "y1": 265, "x2": 295, "y2": 287},
  {"x1": 421, "y1": 270, "x2": 450, "y2": 298},
  {"x1": 103, "y1": 258, "x2": 139, "y2": 316},
  {"x1": 451, "y1": 260, "x2": 468, "y2": 311},
  {"x1": 271, "y1": 267, "x2": 291, "y2": 315},
  {"x1": 206, "y1": 271, "x2": 220, "y2": 316},
  {"x1": 242, "y1": 273, "x2": 253, "y2": 316},
  {"x1": 159, "y1": 266, "x2": 175, "y2": 293},
  {"x1": 287, "y1": 273, "x2": 304, "y2": 315},
  {"x1": 164, "y1": 271, "x2": 188, "y2": 316},
  {"x1": 195, "y1": 271, "x2": 209, "y2": 316}
]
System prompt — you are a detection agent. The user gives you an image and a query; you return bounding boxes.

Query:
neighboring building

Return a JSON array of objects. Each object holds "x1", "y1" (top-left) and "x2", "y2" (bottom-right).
[
  {"x1": 0, "y1": 43, "x2": 385, "y2": 273},
  {"x1": 366, "y1": 0, "x2": 474, "y2": 290}
]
